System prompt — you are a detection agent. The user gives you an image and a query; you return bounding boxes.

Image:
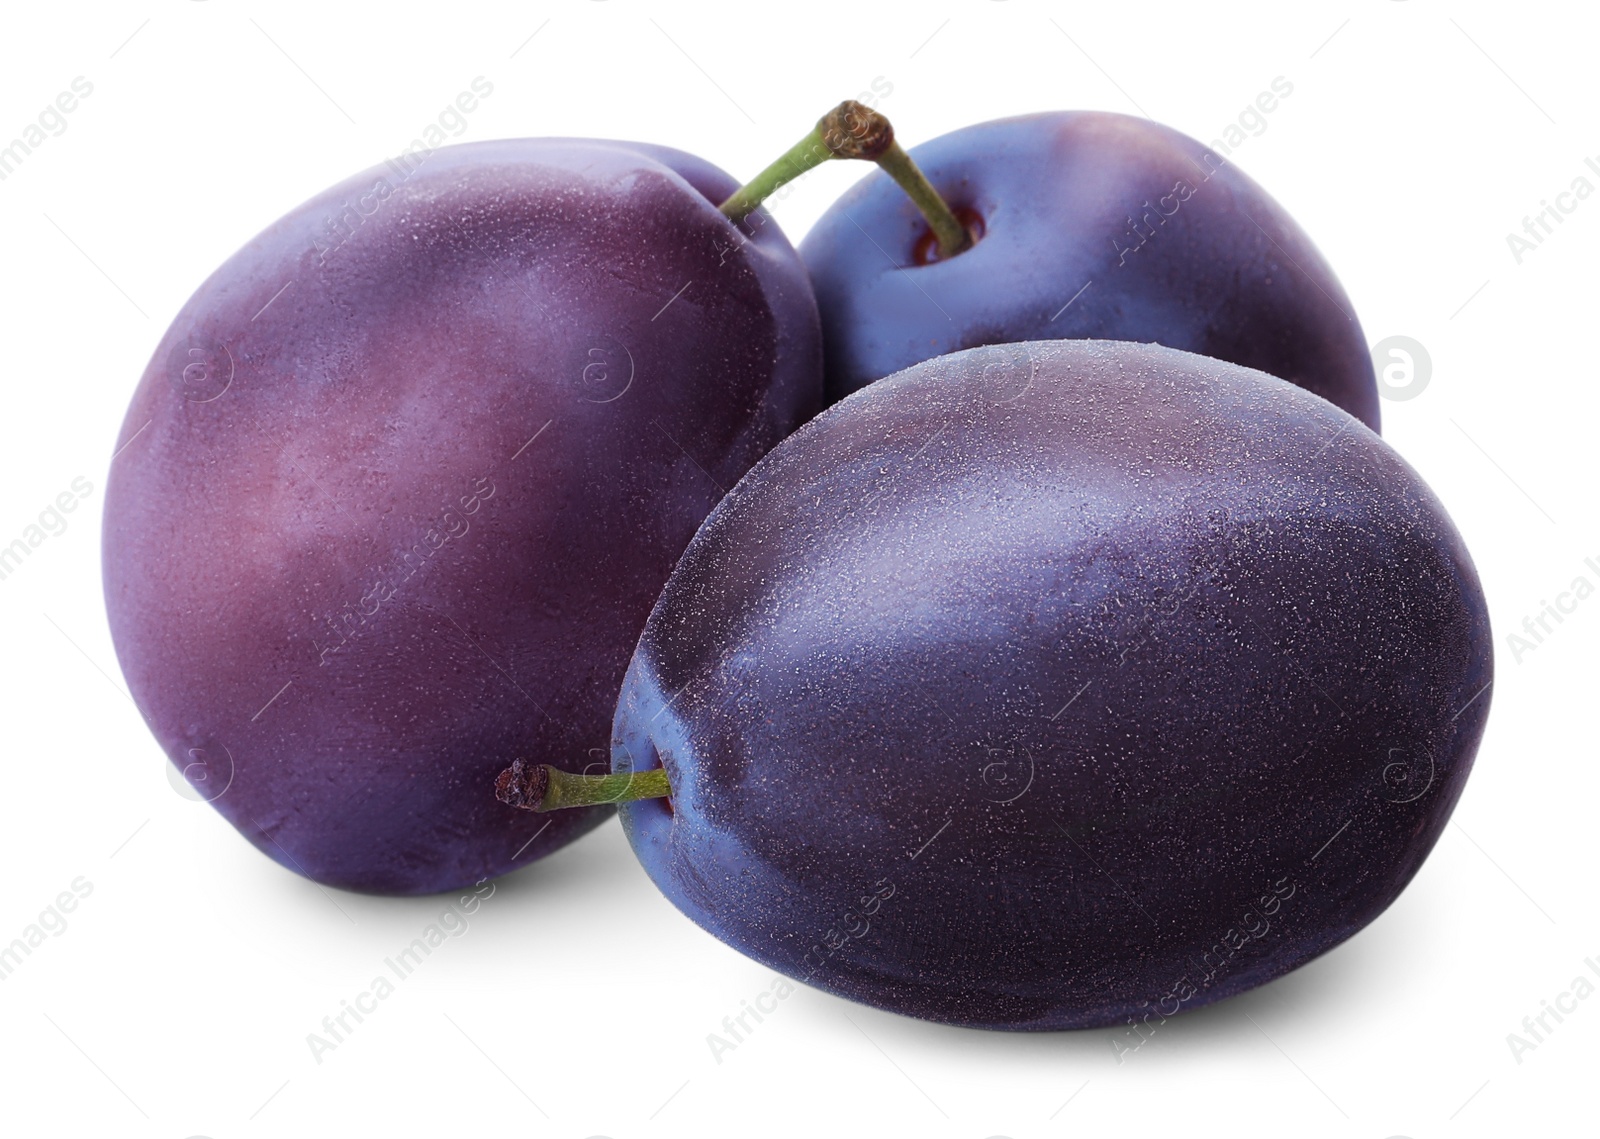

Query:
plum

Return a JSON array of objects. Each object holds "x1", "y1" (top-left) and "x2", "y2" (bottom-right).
[
  {"x1": 604, "y1": 339, "x2": 1489, "y2": 1029},
  {"x1": 801, "y1": 111, "x2": 1381, "y2": 430},
  {"x1": 103, "y1": 138, "x2": 821, "y2": 895}
]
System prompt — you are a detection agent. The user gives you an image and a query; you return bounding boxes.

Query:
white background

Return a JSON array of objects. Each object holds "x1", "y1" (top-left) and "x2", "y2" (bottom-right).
[{"x1": 0, "y1": 1, "x2": 1594, "y2": 1136}]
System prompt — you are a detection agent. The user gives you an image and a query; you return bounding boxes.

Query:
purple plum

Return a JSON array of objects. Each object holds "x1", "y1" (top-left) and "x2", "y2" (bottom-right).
[
  {"x1": 611, "y1": 339, "x2": 1489, "y2": 1029},
  {"x1": 801, "y1": 111, "x2": 1381, "y2": 430},
  {"x1": 103, "y1": 137, "x2": 821, "y2": 895}
]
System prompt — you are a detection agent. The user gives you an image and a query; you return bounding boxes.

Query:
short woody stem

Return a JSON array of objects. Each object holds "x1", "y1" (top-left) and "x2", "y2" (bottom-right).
[
  {"x1": 719, "y1": 100, "x2": 972, "y2": 260},
  {"x1": 495, "y1": 759, "x2": 671, "y2": 812}
]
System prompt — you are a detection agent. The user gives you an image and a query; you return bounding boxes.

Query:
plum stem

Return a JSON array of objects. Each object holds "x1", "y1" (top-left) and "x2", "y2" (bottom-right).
[
  {"x1": 718, "y1": 100, "x2": 972, "y2": 260},
  {"x1": 494, "y1": 758, "x2": 670, "y2": 812},
  {"x1": 717, "y1": 126, "x2": 835, "y2": 225}
]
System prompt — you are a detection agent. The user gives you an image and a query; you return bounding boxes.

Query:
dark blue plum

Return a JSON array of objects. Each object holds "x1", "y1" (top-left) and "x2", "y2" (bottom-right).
[
  {"x1": 801, "y1": 112, "x2": 1381, "y2": 430},
  {"x1": 103, "y1": 138, "x2": 821, "y2": 895},
  {"x1": 612, "y1": 339, "x2": 1489, "y2": 1030}
]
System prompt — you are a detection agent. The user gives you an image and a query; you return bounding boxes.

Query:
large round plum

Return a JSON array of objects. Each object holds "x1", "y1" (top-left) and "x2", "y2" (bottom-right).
[
  {"x1": 612, "y1": 339, "x2": 1489, "y2": 1029},
  {"x1": 801, "y1": 111, "x2": 1380, "y2": 430},
  {"x1": 103, "y1": 138, "x2": 821, "y2": 895}
]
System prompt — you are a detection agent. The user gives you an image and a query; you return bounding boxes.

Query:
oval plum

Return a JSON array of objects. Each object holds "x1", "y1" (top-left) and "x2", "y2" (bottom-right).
[
  {"x1": 103, "y1": 138, "x2": 821, "y2": 895},
  {"x1": 801, "y1": 112, "x2": 1381, "y2": 430},
  {"x1": 613, "y1": 339, "x2": 1489, "y2": 1029}
]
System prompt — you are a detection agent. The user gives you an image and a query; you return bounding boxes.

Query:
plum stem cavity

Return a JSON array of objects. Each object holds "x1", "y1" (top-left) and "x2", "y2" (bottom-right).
[
  {"x1": 494, "y1": 759, "x2": 671, "y2": 813},
  {"x1": 718, "y1": 100, "x2": 973, "y2": 261}
]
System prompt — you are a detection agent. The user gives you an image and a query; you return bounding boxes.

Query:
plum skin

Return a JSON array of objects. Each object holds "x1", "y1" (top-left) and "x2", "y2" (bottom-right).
[
  {"x1": 103, "y1": 138, "x2": 821, "y2": 895},
  {"x1": 801, "y1": 111, "x2": 1381, "y2": 431},
  {"x1": 613, "y1": 339, "x2": 1490, "y2": 1030}
]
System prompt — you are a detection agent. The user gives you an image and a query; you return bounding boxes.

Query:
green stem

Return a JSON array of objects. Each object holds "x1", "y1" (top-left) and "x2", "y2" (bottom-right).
[
  {"x1": 495, "y1": 759, "x2": 671, "y2": 813},
  {"x1": 718, "y1": 127, "x2": 835, "y2": 225},
  {"x1": 718, "y1": 100, "x2": 972, "y2": 259},
  {"x1": 876, "y1": 141, "x2": 970, "y2": 259}
]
